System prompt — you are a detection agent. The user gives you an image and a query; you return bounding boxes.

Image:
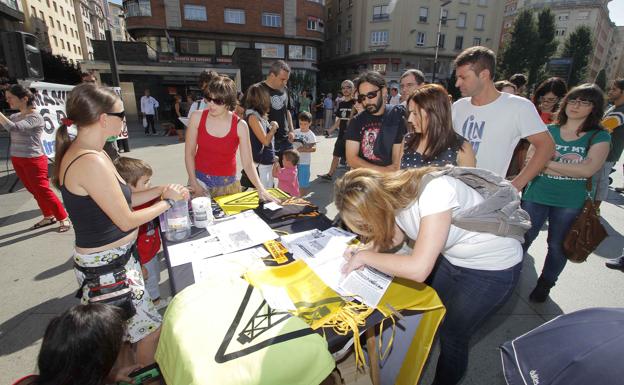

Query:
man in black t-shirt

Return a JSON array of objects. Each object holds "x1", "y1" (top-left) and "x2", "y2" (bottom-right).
[
  {"x1": 260, "y1": 60, "x2": 294, "y2": 160},
  {"x1": 319, "y1": 79, "x2": 356, "y2": 180},
  {"x1": 344, "y1": 71, "x2": 406, "y2": 172}
]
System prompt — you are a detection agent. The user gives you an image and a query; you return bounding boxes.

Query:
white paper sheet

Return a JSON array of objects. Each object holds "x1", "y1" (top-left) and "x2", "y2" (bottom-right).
[
  {"x1": 191, "y1": 246, "x2": 269, "y2": 282},
  {"x1": 168, "y1": 235, "x2": 222, "y2": 267},
  {"x1": 257, "y1": 285, "x2": 297, "y2": 311},
  {"x1": 209, "y1": 211, "x2": 278, "y2": 254}
]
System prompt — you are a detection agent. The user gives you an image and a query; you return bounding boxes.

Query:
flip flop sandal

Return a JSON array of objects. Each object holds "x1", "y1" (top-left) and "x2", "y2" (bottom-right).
[
  {"x1": 32, "y1": 218, "x2": 57, "y2": 229},
  {"x1": 58, "y1": 220, "x2": 72, "y2": 233}
]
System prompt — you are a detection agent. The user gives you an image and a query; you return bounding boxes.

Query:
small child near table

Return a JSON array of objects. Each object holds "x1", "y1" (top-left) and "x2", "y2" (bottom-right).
[
  {"x1": 273, "y1": 149, "x2": 300, "y2": 197},
  {"x1": 292, "y1": 112, "x2": 317, "y2": 196},
  {"x1": 114, "y1": 157, "x2": 168, "y2": 310}
]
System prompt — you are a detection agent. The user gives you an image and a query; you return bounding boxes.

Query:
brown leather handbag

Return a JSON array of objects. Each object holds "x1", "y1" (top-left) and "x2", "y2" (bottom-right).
[{"x1": 562, "y1": 131, "x2": 608, "y2": 263}]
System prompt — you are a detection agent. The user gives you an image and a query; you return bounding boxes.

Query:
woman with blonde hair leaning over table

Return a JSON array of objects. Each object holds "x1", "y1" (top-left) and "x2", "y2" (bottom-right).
[
  {"x1": 53, "y1": 83, "x2": 189, "y2": 372},
  {"x1": 185, "y1": 74, "x2": 278, "y2": 201},
  {"x1": 336, "y1": 167, "x2": 522, "y2": 385}
]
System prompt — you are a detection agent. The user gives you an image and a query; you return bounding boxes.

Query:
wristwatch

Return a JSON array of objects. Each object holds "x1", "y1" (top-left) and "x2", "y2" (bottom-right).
[{"x1": 163, "y1": 198, "x2": 175, "y2": 208}]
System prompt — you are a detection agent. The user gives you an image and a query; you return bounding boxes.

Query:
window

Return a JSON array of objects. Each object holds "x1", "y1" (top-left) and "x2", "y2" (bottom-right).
[
  {"x1": 372, "y1": 5, "x2": 390, "y2": 20},
  {"x1": 577, "y1": 11, "x2": 589, "y2": 20},
  {"x1": 56, "y1": 20, "x2": 60, "y2": 29},
  {"x1": 179, "y1": 38, "x2": 216, "y2": 55},
  {"x1": 30, "y1": 6, "x2": 35, "y2": 16},
  {"x1": 555, "y1": 29, "x2": 566, "y2": 36},
  {"x1": 78, "y1": 46, "x2": 82, "y2": 55},
  {"x1": 254, "y1": 43, "x2": 285, "y2": 58},
  {"x1": 49, "y1": 16, "x2": 53, "y2": 26},
  {"x1": 345, "y1": 38, "x2": 351, "y2": 52},
  {"x1": 419, "y1": 7, "x2": 428, "y2": 23},
  {"x1": 307, "y1": 17, "x2": 324, "y2": 32},
  {"x1": 184, "y1": 5, "x2": 207, "y2": 21},
  {"x1": 66, "y1": 41, "x2": 70, "y2": 50},
  {"x1": 125, "y1": 0, "x2": 151, "y2": 17},
  {"x1": 337, "y1": 0, "x2": 341, "y2": 12},
  {"x1": 558, "y1": 14, "x2": 569, "y2": 21},
  {"x1": 39, "y1": 11, "x2": 44, "y2": 22},
  {"x1": 327, "y1": 7, "x2": 332, "y2": 19},
  {"x1": 478, "y1": 0, "x2": 487, "y2": 5},
  {"x1": 392, "y1": 62, "x2": 399, "y2": 72},
  {"x1": 224, "y1": 8, "x2": 245, "y2": 24},
  {"x1": 438, "y1": 33, "x2": 445, "y2": 48},
  {"x1": 67, "y1": 10, "x2": 70, "y2": 18},
  {"x1": 53, "y1": 36, "x2": 57, "y2": 46},
  {"x1": 305, "y1": 46, "x2": 317, "y2": 60},
  {"x1": 307, "y1": 0, "x2": 324, "y2": 3},
  {"x1": 372, "y1": 63, "x2": 386, "y2": 73},
  {"x1": 416, "y1": 32, "x2": 426, "y2": 46},
  {"x1": 473, "y1": 37, "x2": 481, "y2": 46},
  {"x1": 475, "y1": 15, "x2": 484, "y2": 30},
  {"x1": 370, "y1": 30, "x2": 389, "y2": 46},
  {"x1": 60, "y1": 38, "x2": 64, "y2": 47},
  {"x1": 221, "y1": 41, "x2": 250, "y2": 56},
  {"x1": 74, "y1": 44, "x2": 77, "y2": 53},
  {"x1": 457, "y1": 13, "x2": 467, "y2": 28},
  {"x1": 289, "y1": 45, "x2": 303, "y2": 59},
  {"x1": 441, "y1": 9, "x2": 448, "y2": 25},
  {"x1": 334, "y1": 41, "x2": 340, "y2": 55},
  {"x1": 455, "y1": 35, "x2": 463, "y2": 50},
  {"x1": 64, "y1": 24, "x2": 67, "y2": 34},
  {"x1": 53, "y1": 1, "x2": 56, "y2": 11},
  {"x1": 347, "y1": 14, "x2": 352, "y2": 30},
  {"x1": 262, "y1": 12, "x2": 281, "y2": 27},
  {"x1": 348, "y1": 0, "x2": 353, "y2": 7},
  {"x1": 59, "y1": 6, "x2": 63, "y2": 14}
]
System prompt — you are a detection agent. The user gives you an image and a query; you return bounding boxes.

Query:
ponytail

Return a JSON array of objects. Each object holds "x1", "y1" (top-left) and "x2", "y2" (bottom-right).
[{"x1": 52, "y1": 124, "x2": 71, "y2": 188}]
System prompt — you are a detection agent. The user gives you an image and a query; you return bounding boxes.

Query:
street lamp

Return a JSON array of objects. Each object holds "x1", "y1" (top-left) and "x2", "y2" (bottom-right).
[{"x1": 432, "y1": 1, "x2": 452, "y2": 84}]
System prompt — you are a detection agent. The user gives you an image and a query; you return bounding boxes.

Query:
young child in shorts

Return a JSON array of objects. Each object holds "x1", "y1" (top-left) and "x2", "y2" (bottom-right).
[
  {"x1": 292, "y1": 111, "x2": 317, "y2": 196},
  {"x1": 273, "y1": 149, "x2": 300, "y2": 197},
  {"x1": 114, "y1": 157, "x2": 168, "y2": 310}
]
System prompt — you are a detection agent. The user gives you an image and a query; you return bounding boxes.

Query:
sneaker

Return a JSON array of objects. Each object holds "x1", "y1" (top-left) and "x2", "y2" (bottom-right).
[
  {"x1": 318, "y1": 173, "x2": 333, "y2": 181},
  {"x1": 605, "y1": 256, "x2": 624, "y2": 272},
  {"x1": 154, "y1": 296, "x2": 171, "y2": 310}
]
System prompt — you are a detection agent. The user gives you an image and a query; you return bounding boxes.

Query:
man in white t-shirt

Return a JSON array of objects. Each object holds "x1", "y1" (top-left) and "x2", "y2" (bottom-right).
[
  {"x1": 140, "y1": 89, "x2": 159, "y2": 135},
  {"x1": 451, "y1": 46, "x2": 554, "y2": 191}
]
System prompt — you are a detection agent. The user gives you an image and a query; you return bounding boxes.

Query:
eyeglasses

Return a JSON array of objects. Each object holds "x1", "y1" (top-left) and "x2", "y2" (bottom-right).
[
  {"x1": 357, "y1": 89, "x2": 381, "y2": 103},
  {"x1": 106, "y1": 110, "x2": 126, "y2": 120},
  {"x1": 567, "y1": 99, "x2": 593, "y2": 107},
  {"x1": 541, "y1": 96, "x2": 559, "y2": 104},
  {"x1": 205, "y1": 96, "x2": 226, "y2": 106}
]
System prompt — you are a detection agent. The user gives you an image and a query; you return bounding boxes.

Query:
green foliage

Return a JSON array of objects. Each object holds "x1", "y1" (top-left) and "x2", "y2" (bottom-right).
[
  {"x1": 529, "y1": 8, "x2": 558, "y2": 87},
  {"x1": 498, "y1": 9, "x2": 538, "y2": 80},
  {"x1": 595, "y1": 69, "x2": 606, "y2": 91},
  {"x1": 288, "y1": 71, "x2": 315, "y2": 100},
  {"x1": 41, "y1": 51, "x2": 81, "y2": 85},
  {"x1": 561, "y1": 25, "x2": 593, "y2": 86}
]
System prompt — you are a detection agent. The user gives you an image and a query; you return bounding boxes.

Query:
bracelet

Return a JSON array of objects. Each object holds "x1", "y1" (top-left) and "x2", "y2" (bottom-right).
[{"x1": 163, "y1": 198, "x2": 175, "y2": 208}]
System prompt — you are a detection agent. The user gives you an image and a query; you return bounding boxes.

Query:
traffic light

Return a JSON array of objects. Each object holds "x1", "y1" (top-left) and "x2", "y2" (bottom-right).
[{"x1": 1, "y1": 31, "x2": 44, "y2": 80}]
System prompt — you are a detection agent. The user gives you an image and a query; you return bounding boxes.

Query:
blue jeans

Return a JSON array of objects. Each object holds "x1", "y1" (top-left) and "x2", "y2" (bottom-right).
[
  {"x1": 521, "y1": 200, "x2": 582, "y2": 285},
  {"x1": 429, "y1": 258, "x2": 522, "y2": 385}
]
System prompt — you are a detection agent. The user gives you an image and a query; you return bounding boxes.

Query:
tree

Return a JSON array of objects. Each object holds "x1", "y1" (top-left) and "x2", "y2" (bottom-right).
[
  {"x1": 561, "y1": 26, "x2": 593, "y2": 87},
  {"x1": 498, "y1": 9, "x2": 538, "y2": 80},
  {"x1": 288, "y1": 71, "x2": 315, "y2": 101},
  {"x1": 595, "y1": 68, "x2": 606, "y2": 91},
  {"x1": 528, "y1": 8, "x2": 557, "y2": 87},
  {"x1": 41, "y1": 51, "x2": 81, "y2": 85}
]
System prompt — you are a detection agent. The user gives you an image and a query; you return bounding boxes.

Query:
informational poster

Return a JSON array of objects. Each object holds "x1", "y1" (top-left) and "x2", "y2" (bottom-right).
[{"x1": 25, "y1": 81, "x2": 129, "y2": 159}]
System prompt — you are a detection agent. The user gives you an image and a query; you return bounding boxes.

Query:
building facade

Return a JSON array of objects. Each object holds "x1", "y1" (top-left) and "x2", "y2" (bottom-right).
[
  {"x1": 322, "y1": 0, "x2": 505, "y2": 87},
  {"x1": 500, "y1": 0, "x2": 618, "y2": 81},
  {"x1": 0, "y1": 0, "x2": 24, "y2": 32},
  {"x1": 21, "y1": 0, "x2": 83, "y2": 62},
  {"x1": 122, "y1": 0, "x2": 325, "y2": 85},
  {"x1": 108, "y1": 1, "x2": 128, "y2": 41}
]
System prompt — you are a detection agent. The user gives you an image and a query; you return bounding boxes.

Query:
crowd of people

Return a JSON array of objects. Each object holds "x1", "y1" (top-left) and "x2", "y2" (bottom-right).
[{"x1": 6, "y1": 44, "x2": 624, "y2": 385}]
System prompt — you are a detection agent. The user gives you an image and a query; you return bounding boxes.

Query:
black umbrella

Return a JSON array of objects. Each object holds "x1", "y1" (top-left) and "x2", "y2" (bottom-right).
[{"x1": 501, "y1": 307, "x2": 624, "y2": 385}]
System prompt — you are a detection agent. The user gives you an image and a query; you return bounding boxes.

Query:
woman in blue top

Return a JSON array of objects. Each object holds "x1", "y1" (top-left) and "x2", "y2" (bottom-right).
[{"x1": 522, "y1": 84, "x2": 611, "y2": 302}]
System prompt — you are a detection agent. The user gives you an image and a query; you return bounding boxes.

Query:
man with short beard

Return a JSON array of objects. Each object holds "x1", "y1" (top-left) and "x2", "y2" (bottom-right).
[{"x1": 344, "y1": 71, "x2": 406, "y2": 172}]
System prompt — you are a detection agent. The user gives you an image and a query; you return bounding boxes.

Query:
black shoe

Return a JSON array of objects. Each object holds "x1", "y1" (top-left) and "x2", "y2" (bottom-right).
[
  {"x1": 318, "y1": 173, "x2": 333, "y2": 181},
  {"x1": 605, "y1": 256, "x2": 624, "y2": 272},
  {"x1": 529, "y1": 277, "x2": 554, "y2": 303}
]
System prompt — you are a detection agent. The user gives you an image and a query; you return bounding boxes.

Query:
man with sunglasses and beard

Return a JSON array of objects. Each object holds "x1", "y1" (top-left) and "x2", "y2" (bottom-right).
[{"x1": 344, "y1": 71, "x2": 406, "y2": 172}]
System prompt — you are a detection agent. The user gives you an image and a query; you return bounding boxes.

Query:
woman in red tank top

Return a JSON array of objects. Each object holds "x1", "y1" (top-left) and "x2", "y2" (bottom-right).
[{"x1": 185, "y1": 75, "x2": 278, "y2": 201}]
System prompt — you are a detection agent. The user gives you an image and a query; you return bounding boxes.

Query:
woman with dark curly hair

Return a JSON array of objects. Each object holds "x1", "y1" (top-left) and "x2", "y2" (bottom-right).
[{"x1": 532, "y1": 77, "x2": 568, "y2": 124}]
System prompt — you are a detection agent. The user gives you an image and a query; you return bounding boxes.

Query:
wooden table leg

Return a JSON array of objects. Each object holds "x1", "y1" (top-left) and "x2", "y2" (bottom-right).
[{"x1": 366, "y1": 327, "x2": 380, "y2": 385}]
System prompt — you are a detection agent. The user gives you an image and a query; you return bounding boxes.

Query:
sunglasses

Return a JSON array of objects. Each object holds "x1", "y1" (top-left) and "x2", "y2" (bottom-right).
[
  {"x1": 106, "y1": 110, "x2": 126, "y2": 120},
  {"x1": 357, "y1": 89, "x2": 381, "y2": 103},
  {"x1": 205, "y1": 96, "x2": 226, "y2": 106}
]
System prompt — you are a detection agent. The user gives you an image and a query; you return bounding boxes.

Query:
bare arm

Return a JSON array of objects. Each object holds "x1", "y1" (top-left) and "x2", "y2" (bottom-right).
[
  {"x1": 511, "y1": 131, "x2": 555, "y2": 191},
  {"x1": 130, "y1": 186, "x2": 164, "y2": 207},
  {"x1": 184, "y1": 110, "x2": 205, "y2": 195},
  {"x1": 457, "y1": 141, "x2": 477, "y2": 167},
  {"x1": 248, "y1": 115, "x2": 278, "y2": 146},
  {"x1": 175, "y1": 102, "x2": 182, "y2": 118},
  {"x1": 343, "y1": 211, "x2": 451, "y2": 282},
  {"x1": 545, "y1": 141, "x2": 610, "y2": 178},
  {"x1": 0, "y1": 111, "x2": 42, "y2": 132},
  {"x1": 238, "y1": 120, "x2": 279, "y2": 202},
  {"x1": 388, "y1": 143, "x2": 402, "y2": 171},
  {"x1": 345, "y1": 140, "x2": 396, "y2": 173}
]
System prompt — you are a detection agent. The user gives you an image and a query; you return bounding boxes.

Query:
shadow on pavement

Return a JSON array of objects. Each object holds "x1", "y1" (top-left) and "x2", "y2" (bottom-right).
[
  {"x1": 0, "y1": 226, "x2": 59, "y2": 247},
  {"x1": 0, "y1": 292, "x2": 78, "y2": 357},
  {"x1": 594, "y1": 218, "x2": 624, "y2": 260},
  {"x1": 35, "y1": 257, "x2": 73, "y2": 281},
  {"x1": 0, "y1": 209, "x2": 42, "y2": 227}
]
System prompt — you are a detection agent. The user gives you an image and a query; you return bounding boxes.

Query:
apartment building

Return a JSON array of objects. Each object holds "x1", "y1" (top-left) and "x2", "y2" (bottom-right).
[
  {"x1": 322, "y1": 0, "x2": 505, "y2": 85},
  {"x1": 123, "y1": 0, "x2": 324, "y2": 81},
  {"x1": 73, "y1": 0, "x2": 106, "y2": 60},
  {"x1": 108, "y1": 1, "x2": 127, "y2": 41},
  {"x1": 21, "y1": 0, "x2": 83, "y2": 62},
  {"x1": 0, "y1": 0, "x2": 24, "y2": 32},
  {"x1": 501, "y1": 0, "x2": 618, "y2": 81}
]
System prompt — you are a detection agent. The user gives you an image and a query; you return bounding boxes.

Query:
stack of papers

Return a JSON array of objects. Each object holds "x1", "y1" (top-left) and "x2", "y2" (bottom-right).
[{"x1": 281, "y1": 227, "x2": 393, "y2": 308}]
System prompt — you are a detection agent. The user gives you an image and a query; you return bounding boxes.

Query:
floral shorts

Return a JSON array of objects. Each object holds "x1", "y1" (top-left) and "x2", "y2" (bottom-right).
[
  {"x1": 195, "y1": 171, "x2": 242, "y2": 197},
  {"x1": 73, "y1": 242, "x2": 162, "y2": 343}
]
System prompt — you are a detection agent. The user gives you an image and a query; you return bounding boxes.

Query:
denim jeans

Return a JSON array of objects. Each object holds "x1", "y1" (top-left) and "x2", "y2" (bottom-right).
[
  {"x1": 429, "y1": 258, "x2": 522, "y2": 385},
  {"x1": 521, "y1": 200, "x2": 582, "y2": 285}
]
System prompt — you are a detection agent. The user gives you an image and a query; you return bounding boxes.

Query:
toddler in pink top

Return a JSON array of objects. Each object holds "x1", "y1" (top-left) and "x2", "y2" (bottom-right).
[{"x1": 273, "y1": 149, "x2": 300, "y2": 197}]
